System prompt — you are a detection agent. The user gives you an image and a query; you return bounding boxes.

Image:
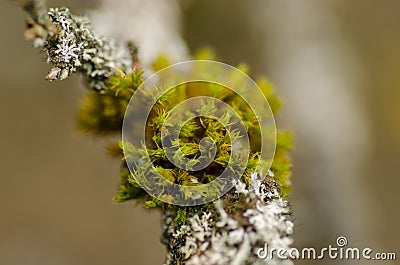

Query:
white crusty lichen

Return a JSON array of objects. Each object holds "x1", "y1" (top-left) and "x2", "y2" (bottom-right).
[
  {"x1": 24, "y1": 3, "x2": 132, "y2": 91},
  {"x1": 45, "y1": 8, "x2": 132, "y2": 90},
  {"x1": 162, "y1": 172, "x2": 294, "y2": 265}
]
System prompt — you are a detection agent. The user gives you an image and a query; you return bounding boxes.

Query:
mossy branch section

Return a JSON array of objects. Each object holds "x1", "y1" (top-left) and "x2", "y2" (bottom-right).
[
  {"x1": 21, "y1": 3, "x2": 294, "y2": 263},
  {"x1": 76, "y1": 55, "x2": 294, "y2": 265},
  {"x1": 76, "y1": 52, "x2": 292, "y2": 209}
]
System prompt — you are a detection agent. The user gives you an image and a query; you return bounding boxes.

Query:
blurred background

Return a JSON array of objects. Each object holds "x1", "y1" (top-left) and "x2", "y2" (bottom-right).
[{"x1": 0, "y1": 0, "x2": 399, "y2": 264}]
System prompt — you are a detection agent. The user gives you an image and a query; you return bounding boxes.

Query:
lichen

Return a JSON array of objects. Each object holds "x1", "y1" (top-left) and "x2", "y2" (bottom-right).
[
  {"x1": 162, "y1": 172, "x2": 294, "y2": 265},
  {"x1": 25, "y1": 6, "x2": 132, "y2": 90}
]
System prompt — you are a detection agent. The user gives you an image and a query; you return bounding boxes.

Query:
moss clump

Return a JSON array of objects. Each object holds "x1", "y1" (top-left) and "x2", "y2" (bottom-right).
[
  {"x1": 77, "y1": 69, "x2": 143, "y2": 135},
  {"x1": 77, "y1": 53, "x2": 292, "y2": 209},
  {"x1": 174, "y1": 208, "x2": 187, "y2": 225}
]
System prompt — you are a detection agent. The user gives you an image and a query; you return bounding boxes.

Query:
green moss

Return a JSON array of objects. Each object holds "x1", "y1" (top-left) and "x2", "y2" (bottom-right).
[
  {"x1": 144, "y1": 197, "x2": 163, "y2": 209},
  {"x1": 152, "y1": 54, "x2": 171, "y2": 72},
  {"x1": 174, "y1": 208, "x2": 187, "y2": 225},
  {"x1": 77, "y1": 69, "x2": 143, "y2": 135},
  {"x1": 77, "y1": 53, "x2": 293, "y2": 209},
  {"x1": 194, "y1": 47, "x2": 217, "y2": 61},
  {"x1": 114, "y1": 171, "x2": 146, "y2": 203}
]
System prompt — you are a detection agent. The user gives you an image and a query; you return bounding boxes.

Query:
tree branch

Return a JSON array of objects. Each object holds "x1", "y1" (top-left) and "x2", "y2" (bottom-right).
[{"x1": 17, "y1": 2, "x2": 295, "y2": 264}]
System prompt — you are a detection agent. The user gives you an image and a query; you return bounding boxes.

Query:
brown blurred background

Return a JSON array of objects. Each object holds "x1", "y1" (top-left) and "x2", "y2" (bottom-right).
[{"x1": 0, "y1": 0, "x2": 399, "y2": 264}]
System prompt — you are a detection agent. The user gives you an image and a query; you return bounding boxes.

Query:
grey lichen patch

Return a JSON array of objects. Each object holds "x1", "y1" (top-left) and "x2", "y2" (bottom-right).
[
  {"x1": 44, "y1": 8, "x2": 132, "y2": 90},
  {"x1": 162, "y1": 172, "x2": 294, "y2": 265},
  {"x1": 24, "y1": 5, "x2": 132, "y2": 91}
]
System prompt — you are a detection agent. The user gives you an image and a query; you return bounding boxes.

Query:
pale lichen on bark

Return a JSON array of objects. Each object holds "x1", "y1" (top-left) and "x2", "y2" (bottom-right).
[
  {"x1": 162, "y1": 172, "x2": 294, "y2": 265},
  {"x1": 22, "y1": 0, "x2": 132, "y2": 90},
  {"x1": 19, "y1": 1, "x2": 295, "y2": 264}
]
